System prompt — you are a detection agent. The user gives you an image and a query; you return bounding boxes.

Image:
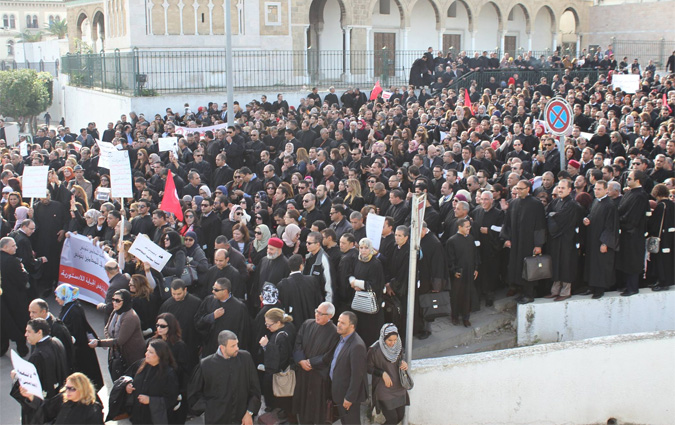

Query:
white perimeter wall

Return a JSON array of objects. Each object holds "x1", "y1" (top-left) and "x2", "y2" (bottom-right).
[
  {"x1": 409, "y1": 331, "x2": 675, "y2": 425},
  {"x1": 64, "y1": 85, "x2": 317, "y2": 130},
  {"x1": 517, "y1": 289, "x2": 675, "y2": 346}
]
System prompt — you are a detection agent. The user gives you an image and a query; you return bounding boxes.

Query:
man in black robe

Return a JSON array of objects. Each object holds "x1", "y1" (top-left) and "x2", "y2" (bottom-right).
[
  {"x1": 1, "y1": 237, "x2": 30, "y2": 357},
  {"x1": 446, "y1": 218, "x2": 480, "y2": 327},
  {"x1": 470, "y1": 191, "x2": 505, "y2": 307},
  {"x1": 617, "y1": 171, "x2": 651, "y2": 296},
  {"x1": 583, "y1": 181, "x2": 619, "y2": 298},
  {"x1": 251, "y1": 238, "x2": 290, "y2": 307},
  {"x1": 336, "y1": 233, "x2": 358, "y2": 317},
  {"x1": 11, "y1": 318, "x2": 68, "y2": 424},
  {"x1": 417, "y1": 223, "x2": 448, "y2": 338},
  {"x1": 292, "y1": 301, "x2": 340, "y2": 424},
  {"x1": 9, "y1": 220, "x2": 45, "y2": 297},
  {"x1": 500, "y1": 179, "x2": 546, "y2": 304},
  {"x1": 159, "y1": 279, "x2": 203, "y2": 367},
  {"x1": 32, "y1": 193, "x2": 68, "y2": 297},
  {"x1": 278, "y1": 254, "x2": 323, "y2": 325},
  {"x1": 195, "y1": 277, "x2": 251, "y2": 356},
  {"x1": 202, "y1": 249, "x2": 244, "y2": 300},
  {"x1": 188, "y1": 330, "x2": 261, "y2": 425},
  {"x1": 543, "y1": 179, "x2": 582, "y2": 301},
  {"x1": 28, "y1": 298, "x2": 73, "y2": 373}
]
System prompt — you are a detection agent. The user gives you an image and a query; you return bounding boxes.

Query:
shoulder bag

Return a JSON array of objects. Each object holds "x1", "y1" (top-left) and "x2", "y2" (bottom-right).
[
  {"x1": 646, "y1": 204, "x2": 666, "y2": 254},
  {"x1": 351, "y1": 290, "x2": 379, "y2": 314},
  {"x1": 272, "y1": 332, "x2": 296, "y2": 397},
  {"x1": 398, "y1": 361, "x2": 414, "y2": 391},
  {"x1": 418, "y1": 291, "x2": 451, "y2": 321}
]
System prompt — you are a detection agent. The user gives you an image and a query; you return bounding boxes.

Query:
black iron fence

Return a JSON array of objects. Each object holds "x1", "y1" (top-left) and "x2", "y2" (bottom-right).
[
  {"x1": 612, "y1": 39, "x2": 675, "y2": 70},
  {"x1": 447, "y1": 68, "x2": 601, "y2": 93},
  {"x1": 0, "y1": 59, "x2": 59, "y2": 77}
]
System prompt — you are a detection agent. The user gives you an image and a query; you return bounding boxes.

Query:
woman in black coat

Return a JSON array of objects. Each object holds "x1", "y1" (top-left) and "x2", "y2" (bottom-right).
[
  {"x1": 161, "y1": 231, "x2": 187, "y2": 285},
  {"x1": 54, "y1": 284, "x2": 104, "y2": 390},
  {"x1": 154, "y1": 313, "x2": 191, "y2": 424},
  {"x1": 649, "y1": 184, "x2": 674, "y2": 290},
  {"x1": 350, "y1": 238, "x2": 385, "y2": 347},
  {"x1": 126, "y1": 339, "x2": 179, "y2": 425}
]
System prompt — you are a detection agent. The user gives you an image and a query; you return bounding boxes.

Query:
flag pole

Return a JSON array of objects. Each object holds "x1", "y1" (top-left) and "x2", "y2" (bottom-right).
[{"x1": 118, "y1": 197, "x2": 125, "y2": 272}]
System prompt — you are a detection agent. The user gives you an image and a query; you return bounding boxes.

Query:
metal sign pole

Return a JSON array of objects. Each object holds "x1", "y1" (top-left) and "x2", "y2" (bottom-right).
[
  {"x1": 225, "y1": 0, "x2": 234, "y2": 125},
  {"x1": 403, "y1": 193, "x2": 426, "y2": 425}
]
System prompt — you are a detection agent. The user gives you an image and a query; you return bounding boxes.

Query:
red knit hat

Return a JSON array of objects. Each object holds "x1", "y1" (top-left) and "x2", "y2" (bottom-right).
[
  {"x1": 568, "y1": 159, "x2": 580, "y2": 169},
  {"x1": 268, "y1": 237, "x2": 283, "y2": 249}
]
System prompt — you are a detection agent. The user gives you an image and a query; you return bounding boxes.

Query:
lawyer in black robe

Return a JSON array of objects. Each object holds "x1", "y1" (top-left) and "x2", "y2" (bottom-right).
[
  {"x1": 470, "y1": 199, "x2": 504, "y2": 305},
  {"x1": 416, "y1": 228, "x2": 448, "y2": 335},
  {"x1": 32, "y1": 197, "x2": 68, "y2": 294},
  {"x1": 1, "y1": 249, "x2": 30, "y2": 356},
  {"x1": 292, "y1": 314, "x2": 339, "y2": 424},
  {"x1": 545, "y1": 186, "x2": 582, "y2": 293},
  {"x1": 278, "y1": 268, "x2": 324, "y2": 326},
  {"x1": 445, "y1": 221, "x2": 480, "y2": 321},
  {"x1": 129, "y1": 354, "x2": 180, "y2": 425},
  {"x1": 188, "y1": 345, "x2": 261, "y2": 425},
  {"x1": 251, "y1": 252, "x2": 290, "y2": 307},
  {"x1": 350, "y1": 241, "x2": 385, "y2": 347},
  {"x1": 195, "y1": 279, "x2": 252, "y2": 356},
  {"x1": 648, "y1": 196, "x2": 674, "y2": 289},
  {"x1": 158, "y1": 288, "x2": 202, "y2": 367},
  {"x1": 616, "y1": 178, "x2": 651, "y2": 293},
  {"x1": 500, "y1": 188, "x2": 546, "y2": 300},
  {"x1": 584, "y1": 189, "x2": 619, "y2": 293}
]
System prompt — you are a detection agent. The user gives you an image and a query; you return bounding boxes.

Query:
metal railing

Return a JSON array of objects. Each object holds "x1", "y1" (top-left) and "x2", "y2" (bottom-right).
[
  {"x1": 0, "y1": 59, "x2": 59, "y2": 77},
  {"x1": 612, "y1": 39, "x2": 675, "y2": 70},
  {"x1": 61, "y1": 48, "x2": 438, "y2": 96},
  {"x1": 447, "y1": 68, "x2": 601, "y2": 93}
]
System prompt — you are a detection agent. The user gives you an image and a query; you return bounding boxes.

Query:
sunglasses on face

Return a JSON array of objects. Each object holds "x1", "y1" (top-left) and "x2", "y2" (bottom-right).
[
  {"x1": 112, "y1": 298, "x2": 123, "y2": 303},
  {"x1": 156, "y1": 323, "x2": 169, "y2": 329}
]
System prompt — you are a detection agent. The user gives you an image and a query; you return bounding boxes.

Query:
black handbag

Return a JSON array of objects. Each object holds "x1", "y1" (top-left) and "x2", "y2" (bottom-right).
[
  {"x1": 418, "y1": 291, "x2": 451, "y2": 321},
  {"x1": 109, "y1": 345, "x2": 127, "y2": 382},
  {"x1": 522, "y1": 254, "x2": 553, "y2": 281}
]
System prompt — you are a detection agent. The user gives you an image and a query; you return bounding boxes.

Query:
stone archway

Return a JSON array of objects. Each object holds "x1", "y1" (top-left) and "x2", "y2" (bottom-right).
[
  {"x1": 92, "y1": 11, "x2": 105, "y2": 52},
  {"x1": 505, "y1": 3, "x2": 530, "y2": 58},
  {"x1": 307, "y1": 0, "x2": 348, "y2": 82},
  {"x1": 533, "y1": 5, "x2": 555, "y2": 53},
  {"x1": 559, "y1": 7, "x2": 579, "y2": 56}
]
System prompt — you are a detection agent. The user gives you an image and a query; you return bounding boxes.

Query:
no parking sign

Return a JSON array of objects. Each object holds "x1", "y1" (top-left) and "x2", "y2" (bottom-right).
[{"x1": 544, "y1": 98, "x2": 574, "y2": 136}]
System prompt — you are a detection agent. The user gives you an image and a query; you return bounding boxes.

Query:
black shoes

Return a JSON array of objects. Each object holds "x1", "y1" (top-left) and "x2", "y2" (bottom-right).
[
  {"x1": 620, "y1": 290, "x2": 638, "y2": 297},
  {"x1": 652, "y1": 286, "x2": 670, "y2": 292},
  {"x1": 485, "y1": 300, "x2": 494, "y2": 307},
  {"x1": 592, "y1": 292, "x2": 604, "y2": 299},
  {"x1": 463, "y1": 320, "x2": 471, "y2": 328},
  {"x1": 578, "y1": 289, "x2": 593, "y2": 296},
  {"x1": 517, "y1": 297, "x2": 534, "y2": 304},
  {"x1": 417, "y1": 330, "x2": 431, "y2": 340}
]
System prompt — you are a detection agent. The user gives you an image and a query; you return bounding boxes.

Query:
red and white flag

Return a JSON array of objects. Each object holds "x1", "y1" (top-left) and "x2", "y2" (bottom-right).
[
  {"x1": 382, "y1": 91, "x2": 393, "y2": 101},
  {"x1": 160, "y1": 170, "x2": 183, "y2": 221},
  {"x1": 370, "y1": 80, "x2": 383, "y2": 100}
]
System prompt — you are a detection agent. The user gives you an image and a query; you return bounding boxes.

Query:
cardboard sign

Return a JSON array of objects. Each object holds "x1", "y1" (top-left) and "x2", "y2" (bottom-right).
[
  {"x1": 365, "y1": 214, "x2": 386, "y2": 251},
  {"x1": 612, "y1": 74, "x2": 640, "y2": 94},
  {"x1": 108, "y1": 150, "x2": 133, "y2": 198},
  {"x1": 21, "y1": 166, "x2": 49, "y2": 199},
  {"x1": 158, "y1": 137, "x2": 179, "y2": 156},
  {"x1": 128, "y1": 235, "x2": 172, "y2": 272},
  {"x1": 11, "y1": 350, "x2": 44, "y2": 400}
]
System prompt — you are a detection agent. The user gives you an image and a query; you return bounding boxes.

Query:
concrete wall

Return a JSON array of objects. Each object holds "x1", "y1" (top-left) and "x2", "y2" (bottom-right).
[
  {"x1": 63, "y1": 85, "x2": 319, "y2": 130},
  {"x1": 409, "y1": 331, "x2": 675, "y2": 425},
  {"x1": 517, "y1": 289, "x2": 675, "y2": 346},
  {"x1": 585, "y1": 1, "x2": 675, "y2": 47}
]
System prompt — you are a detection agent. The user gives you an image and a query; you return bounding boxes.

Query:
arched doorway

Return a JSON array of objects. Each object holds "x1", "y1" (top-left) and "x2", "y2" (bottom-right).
[
  {"x1": 371, "y1": 0, "x2": 405, "y2": 83},
  {"x1": 408, "y1": 0, "x2": 440, "y2": 51},
  {"x1": 443, "y1": 0, "x2": 472, "y2": 54},
  {"x1": 308, "y1": 0, "x2": 346, "y2": 82},
  {"x1": 505, "y1": 4, "x2": 529, "y2": 58},
  {"x1": 92, "y1": 11, "x2": 105, "y2": 52},
  {"x1": 559, "y1": 8, "x2": 579, "y2": 57},
  {"x1": 533, "y1": 6, "x2": 555, "y2": 54},
  {"x1": 476, "y1": 2, "x2": 501, "y2": 54},
  {"x1": 76, "y1": 13, "x2": 93, "y2": 52}
]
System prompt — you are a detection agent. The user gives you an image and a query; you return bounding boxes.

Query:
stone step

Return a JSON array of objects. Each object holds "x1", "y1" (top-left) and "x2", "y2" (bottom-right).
[
  {"x1": 412, "y1": 307, "x2": 516, "y2": 360},
  {"x1": 443, "y1": 329, "x2": 517, "y2": 357}
]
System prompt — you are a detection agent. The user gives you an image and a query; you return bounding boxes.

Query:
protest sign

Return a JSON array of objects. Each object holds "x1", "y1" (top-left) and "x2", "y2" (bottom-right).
[
  {"x1": 96, "y1": 141, "x2": 117, "y2": 169},
  {"x1": 174, "y1": 122, "x2": 228, "y2": 138},
  {"x1": 612, "y1": 74, "x2": 640, "y2": 94},
  {"x1": 19, "y1": 141, "x2": 28, "y2": 157},
  {"x1": 128, "y1": 235, "x2": 172, "y2": 272},
  {"x1": 58, "y1": 233, "x2": 112, "y2": 304},
  {"x1": 4, "y1": 123, "x2": 20, "y2": 146},
  {"x1": 108, "y1": 150, "x2": 133, "y2": 198},
  {"x1": 11, "y1": 350, "x2": 44, "y2": 400},
  {"x1": 365, "y1": 214, "x2": 386, "y2": 251},
  {"x1": 158, "y1": 137, "x2": 179, "y2": 155},
  {"x1": 21, "y1": 166, "x2": 49, "y2": 199}
]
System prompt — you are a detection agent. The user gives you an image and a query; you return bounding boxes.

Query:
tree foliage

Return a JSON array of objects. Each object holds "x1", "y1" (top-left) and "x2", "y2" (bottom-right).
[
  {"x1": 15, "y1": 30, "x2": 43, "y2": 43},
  {"x1": 45, "y1": 20, "x2": 68, "y2": 39},
  {"x1": 0, "y1": 69, "x2": 53, "y2": 132}
]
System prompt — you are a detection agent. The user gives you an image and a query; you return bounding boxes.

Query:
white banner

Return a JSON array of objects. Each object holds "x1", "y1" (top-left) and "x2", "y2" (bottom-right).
[
  {"x1": 612, "y1": 74, "x2": 640, "y2": 94},
  {"x1": 19, "y1": 141, "x2": 28, "y2": 157},
  {"x1": 174, "y1": 122, "x2": 228, "y2": 138},
  {"x1": 158, "y1": 137, "x2": 179, "y2": 155},
  {"x1": 4, "y1": 123, "x2": 20, "y2": 146},
  {"x1": 96, "y1": 140, "x2": 118, "y2": 169},
  {"x1": 21, "y1": 166, "x2": 49, "y2": 199},
  {"x1": 11, "y1": 350, "x2": 43, "y2": 400},
  {"x1": 58, "y1": 233, "x2": 112, "y2": 305},
  {"x1": 365, "y1": 214, "x2": 386, "y2": 251},
  {"x1": 128, "y1": 235, "x2": 172, "y2": 272}
]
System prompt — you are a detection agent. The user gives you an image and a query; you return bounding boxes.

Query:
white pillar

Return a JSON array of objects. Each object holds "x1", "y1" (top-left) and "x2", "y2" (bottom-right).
[
  {"x1": 471, "y1": 31, "x2": 476, "y2": 51},
  {"x1": 402, "y1": 27, "x2": 409, "y2": 51},
  {"x1": 499, "y1": 31, "x2": 505, "y2": 55},
  {"x1": 194, "y1": 0, "x2": 199, "y2": 35},
  {"x1": 163, "y1": 0, "x2": 169, "y2": 35},
  {"x1": 178, "y1": 0, "x2": 184, "y2": 35},
  {"x1": 576, "y1": 34, "x2": 581, "y2": 58},
  {"x1": 438, "y1": 30, "x2": 443, "y2": 53},
  {"x1": 527, "y1": 33, "x2": 532, "y2": 51},
  {"x1": 552, "y1": 32, "x2": 558, "y2": 52},
  {"x1": 366, "y1": 27, "x2": 374, "y2": 80},
  {"x1": 208, "y1": 0, "x2": 214, "y2": 35},
  {"x1": 344, "y1": 26, "x2": 352, "y2": 80}
]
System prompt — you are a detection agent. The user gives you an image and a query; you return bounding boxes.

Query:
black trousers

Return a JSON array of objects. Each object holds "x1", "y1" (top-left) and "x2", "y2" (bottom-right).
[
  {"x1": 337, "y1": 402, "x2": 361, "y2": 425},
  {"x1": 382, "y1": 405, "x2": 406, "y2": 425}
]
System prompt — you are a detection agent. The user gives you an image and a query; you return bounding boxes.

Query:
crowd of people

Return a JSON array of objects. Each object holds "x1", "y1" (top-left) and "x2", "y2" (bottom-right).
[{"x1": 1, "y1": 52, "x2": 674, "y2": 424}]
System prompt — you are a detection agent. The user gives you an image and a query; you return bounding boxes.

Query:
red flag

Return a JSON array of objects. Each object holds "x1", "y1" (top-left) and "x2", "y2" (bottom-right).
[
  {"x1": 370, "y1": 80, "x2": 383, "y2": 100},
  {"x1": 161, "y1": 170, "x2": 183, "y2": 221},
  {"x1": 464, "y1": 88, "x2": 472, "y2": 111},
  {"x1": 664, "y1": 93, "x2": 672, "y2": 113}
]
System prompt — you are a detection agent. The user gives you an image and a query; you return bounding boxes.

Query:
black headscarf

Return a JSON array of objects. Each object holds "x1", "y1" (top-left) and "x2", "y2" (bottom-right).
[
  {"x1": 164, "y1": 230, "x2": 186, "y2": 254},
  {"x1": 115, "y1": 289, "x2": 133, "y2": 313}
]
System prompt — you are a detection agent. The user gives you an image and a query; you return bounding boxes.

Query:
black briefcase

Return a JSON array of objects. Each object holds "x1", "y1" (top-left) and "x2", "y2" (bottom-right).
[
  {"x1": 522, "y1": 255, "x2": 553, "y2": 281},
  {"x1": 419, "y1": 291, "x2": 451, "y2": 321}
]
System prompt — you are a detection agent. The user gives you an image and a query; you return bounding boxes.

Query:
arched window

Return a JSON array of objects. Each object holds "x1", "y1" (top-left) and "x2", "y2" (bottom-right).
[
  {"x1": 32, "y1": 15, "x2": 38, "y2": 28},
  {"x1": 26, "y1": 15, "x2": 32, "y2": 28},
  {"x1": 55, "y1": 15, "x2": 61, "y2": 23},
  {"x1": 49, "y1": 15, "x2": 54, "y2": 25},
  {"x1": 447, "y1": 1, "x2": 457, "y2": 18},
  {"x1": 9, "y1": 15, "x2": 15, "y2": 28},
  {"x1": 3, "y1": 14, "x2": 8, "y2": 28},
  {"x1": 7, "y1": 40, "x2": 14, "y2": 56}
]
